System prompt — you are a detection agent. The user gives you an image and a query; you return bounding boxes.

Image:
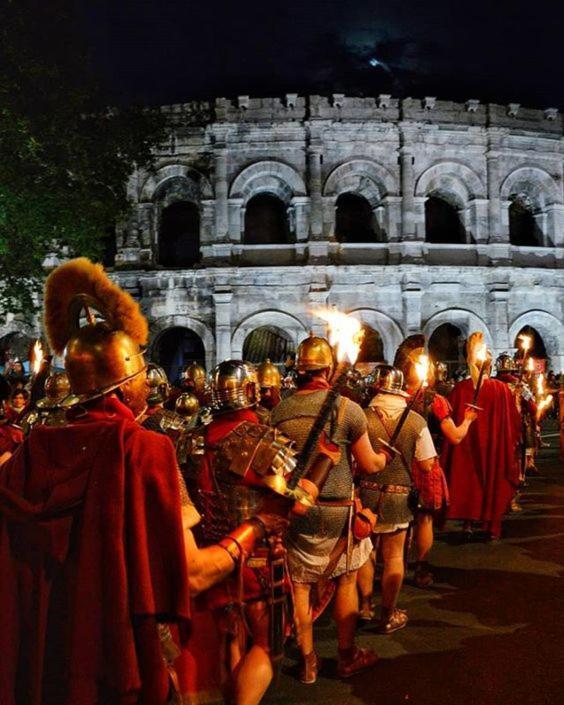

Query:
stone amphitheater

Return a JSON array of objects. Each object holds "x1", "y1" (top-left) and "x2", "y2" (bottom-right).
[{"x1": 6, "y1": 95, "x2": 564, "y2": 377}]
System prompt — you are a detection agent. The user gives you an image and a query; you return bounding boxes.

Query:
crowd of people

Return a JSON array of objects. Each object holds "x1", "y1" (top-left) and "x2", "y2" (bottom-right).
[{"x1": 0, "y1": 257, "x2": 559, "y2": 705}]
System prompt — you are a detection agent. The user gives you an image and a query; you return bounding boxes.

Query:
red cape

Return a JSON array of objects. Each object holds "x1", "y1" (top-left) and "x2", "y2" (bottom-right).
[
  {"x1": 0, "y1": 397, "x2": 190, "y2": 705},
  {"x1": 441, "y1": 378, "x2": 520, "y2": 525},
  {"x1": 0, "y1": 423, "x2": 24, "y2": 455}
]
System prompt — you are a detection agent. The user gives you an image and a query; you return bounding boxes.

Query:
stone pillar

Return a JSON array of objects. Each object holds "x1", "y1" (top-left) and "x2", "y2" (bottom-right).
[
  {"x1": 292, "y1": 197, "x2": 310, "y2": 241},
  {"x1": 307, "y1": 148, "x2": 323, "y2": 239},
  {"x1": 488, "y1": 283, "x2": 510, "y2": 357},
  {"x1": 486, "y1": 151, "x2": 503, "y2": 243},
  {"x1": 401, "y1": 280, "x2": 422, "y2": 335},
  {"x1": 399, "y1": 143, "x2": 416, "y2": 240},
  {"x1": 307, "y1": 285, "x2": 329, "y2": 337},
  {"x1": 213, "y1": 289, "x2": 232, "y2": 364},
  {"x1": 214, "y1": 148, "x2": 229, "y2": 241}
]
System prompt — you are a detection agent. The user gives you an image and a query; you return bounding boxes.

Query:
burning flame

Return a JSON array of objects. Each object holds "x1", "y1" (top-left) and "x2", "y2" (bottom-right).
[
  {"x1": 536, "y1": 374, "x2": 545, "y2": 396},
  {"x1": 526, "y1": 357, "x2": 535, "y2": 372},
  {"x1": 414, "y1": 354, "x2": 430, "y2": 386},
  {"x1": 31, "y1": 340, "x2": 44, "y2": 375},
  {"x1": 313, "y1": 308, "x2": 364, "y2": 364},
  {"x1": 476, "y1": 344, "x2": 488, "y2": 364},
  {"x1": 519, "y1": 334, "x2": 532, "y2": 353},
  {"x1": 537, "y1": 394, "x2": 553, "y2": 418}
]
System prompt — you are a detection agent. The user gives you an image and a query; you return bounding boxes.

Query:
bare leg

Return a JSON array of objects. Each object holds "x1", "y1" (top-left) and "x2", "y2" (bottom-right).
[
  {"x1": 380, "y1": 530, "x2": 407, "y2": 616},
  {"x1": 414, "y1": 514, "x2": 434, "y2": 562},
  {"x1": 357, "y1": 547, "x2": 376, "y2": 615},
  {"x1": 292, "y1": 582, "x2": 313, "y2": 657},
  {"x1": 333, "y1": 570, "x2": 359, "y2": 651},
  {"x1": 234, "y1": 601, "x2": 273, "y2": 705}
]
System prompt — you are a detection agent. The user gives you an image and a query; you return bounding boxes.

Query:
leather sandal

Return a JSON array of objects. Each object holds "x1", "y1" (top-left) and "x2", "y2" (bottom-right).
[
  {"x1": 300, "y1": 651, "x2": 319, "y2": 684},
  {"x1": 414, "y1": 563, "x2": 434, "y2": 588},
  {"x1": 337, "y1": 647, "x2": 379, "y2": 678},
  {"x1": 377, "y1": 608, "x2": 408, "y2": 634}
]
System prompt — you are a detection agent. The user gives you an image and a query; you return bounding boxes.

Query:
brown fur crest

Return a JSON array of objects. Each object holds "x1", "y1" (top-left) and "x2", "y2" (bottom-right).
[{"x1": 44, "y1": 258, "x2": 149, "y2": 355}]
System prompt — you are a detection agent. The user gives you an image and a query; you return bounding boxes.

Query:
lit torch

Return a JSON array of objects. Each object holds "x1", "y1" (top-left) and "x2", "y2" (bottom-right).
[
  {"x1": 466, "y1": 343, "x2": 488, "y2": 410},
  {"x1": 518, "y1": 334, "x2": 532, "y2": 380},
  {"x1": 31, "y1": 340, "x2": 45, "y2": 377},
  {"x1": 286, "y1": 308, "x2": 364, "y2": 491},
  {"x1": 379, "y1": 353, "x2": 429, "y2": 456}
]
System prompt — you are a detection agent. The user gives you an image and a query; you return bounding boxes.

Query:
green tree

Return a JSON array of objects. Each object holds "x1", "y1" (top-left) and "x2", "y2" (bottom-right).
[{"x1": 0, "y1": 0, "x2": 166, "y2": 320}]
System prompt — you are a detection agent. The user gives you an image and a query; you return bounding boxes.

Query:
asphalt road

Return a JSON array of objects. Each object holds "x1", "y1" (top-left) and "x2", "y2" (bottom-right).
[{"x1": 267, "y1": 423, "x2": 564, "y2": 705}]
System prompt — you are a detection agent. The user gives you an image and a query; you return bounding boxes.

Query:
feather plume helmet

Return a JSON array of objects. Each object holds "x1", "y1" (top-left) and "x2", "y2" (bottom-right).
[{"x1": 44, "y1": 258, "x2": 149, "y2": 356}]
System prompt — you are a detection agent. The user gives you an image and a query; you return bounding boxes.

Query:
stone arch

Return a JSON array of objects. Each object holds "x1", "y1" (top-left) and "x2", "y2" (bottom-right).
[
  {"x1": 347, "y1": 309, "x2": 404, "y2": 363},
  {"x1": 423, "y1": 309, "x2": 493, "y2": 350},
  {"x1": 242, "y1": 326, "x2": 295, "y2": 364},
  {"x1": 230, "y1": 161, "x2": 307, "y2": 203},
  {"x1": 508, "y1": 310, "x2": 563, "y2": 369},
  {"x1": 149, "y1": 315, "x2": 215, "y2": 371},
  {"x1": 231, "y1": 310, "x2": 308, "y2": 360},
  {"x1": 140, "y1": 164, "x2": 214, "y2": 203},
  {"x1": 323, "y1": 159, "x2": 398, "y2": 204},
  {"x1": 415, "y1": 161, "x2": 485, "y2": 202},
  {"x1": 500, "y1": 166, "x2": 561, "y2": 207}
]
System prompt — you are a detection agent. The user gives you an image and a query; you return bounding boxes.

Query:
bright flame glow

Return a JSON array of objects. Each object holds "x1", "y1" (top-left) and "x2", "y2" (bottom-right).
[
  {"x1": 537, "y1": 394, "x2": 554, "y2": 417},
  {"x1": 536, "y1": 374, "x2": 545, "y2": 396},
  {"x1": 313, "y1": 308, "x2": 364, "y2": 364},
  {"x1": 526, "y1": 357, "x2": 535, "y2": 372},
  {"x1": 32, "y1": 340, "x2": 44, "y2": 375},
  {"x1": 519, "y1": 334, "x2": 532, "y2": 352},
  {"x1": 476, "y1": 344, "x2": 488, "y2": 364},
  {"x1": 414, "y1": 354, "x2": 430, "y2": 386}
]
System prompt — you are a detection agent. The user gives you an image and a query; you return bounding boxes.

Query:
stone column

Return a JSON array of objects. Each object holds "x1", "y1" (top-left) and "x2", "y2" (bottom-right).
[
  {"x1": 214, "y1": 148, "x2": 229, "y2": 241},
  {"x1": 399, "y1": 139, "x2": 416, "y2": 240},
  {"x1": 401, "y1": 281, "x2": 422, "y2": 335},
  {"x1": 486, "y1": 151, "x2": 503, "y2": 243},
  {"x1": 307, "y1": 148, "x2": 323, "y2": 239},
  {"x1": 307, "y1": 285, "x2": 329, "y2": 337},
  {"x1": 488, "y1": 283, "x2": 510, "y2": 357},
  {"x1": 213, "y1": 289, "x2": 232, "y2": 364}
]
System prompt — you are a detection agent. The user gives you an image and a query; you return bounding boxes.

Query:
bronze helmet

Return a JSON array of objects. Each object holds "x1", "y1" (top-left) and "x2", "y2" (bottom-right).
[
  {"x1": 257, "y1": 358, "x2": 282, "y2": 389},
  {"x1": 183, "y1": 362, "x2": 207, "y2": 391},
  {"x1": 372, "y1": 365, "x2": 409, "y2": 397},
  {"x1": 496, "y1": 352, "x2": 519, "y2": 373},
  {"x1": 175, "y1": 392, "x2": 200, "y2": 418},
  {"x1": 295, "y1": 334, "x2": 334, "y2": 375},
  {"x1": 146, "y1": 363, "x2": 170, "y2": 406},
  {"x1": 36, "y1": 371, "x2": 71, "y2": 409},
  {"x1": 43, "y1": 258, "x2": 148, "y2": 413},
  {"x1": 210, "y1": 360, "x2": 259, "y2": 411},
  {"x1": 434, "y1": 361, "x2": 448, "y2": 381}
]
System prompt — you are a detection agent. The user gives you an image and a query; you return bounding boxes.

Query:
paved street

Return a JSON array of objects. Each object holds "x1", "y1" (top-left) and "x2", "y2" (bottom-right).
[{"x1": 268, "y1": 424, "x2": 564, "y2": 705}]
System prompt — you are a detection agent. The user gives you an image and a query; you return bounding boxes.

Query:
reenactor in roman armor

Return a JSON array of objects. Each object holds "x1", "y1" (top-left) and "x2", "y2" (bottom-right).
[
  {"x1": 175, "y1": 391, "x2": 201, "y2": 426},
  {"x1": 182, "y1": 361, "x2": 209, "y2": 405},
  {"x1": 20, "y1": 370, "x2": 70, "y2": 434},
  {"x1": 256, "y1": 358, "x2": 282, "y2": 422},
  {"x1": 393, "y1": 335, "x2": 477, "y2": 586},
  {"x1": 141, "y1": 363, "x2": 189, "y2": 441},
  {"x1": 358, "y1": 365, "x2": 437, "y2": 630},
  {"x1": 193, "y1": 358, "x2": 315, "y2": 705},
  {"x1": 0, "y1": 258, "x2": 286, "y2": 705},
  {"x1": 271, "y1": 335, "x2": 389, "y2": 683},
  {"x1": 434, "y1": 360, "x2": 454, "y2": 397}
]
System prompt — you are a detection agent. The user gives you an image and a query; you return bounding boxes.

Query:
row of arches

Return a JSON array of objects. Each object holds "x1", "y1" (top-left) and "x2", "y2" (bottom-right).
[
  {"x1": 129, "y1": 159, "x2": 562, "y2": 268},
  {"x1": 149, "y1": 308, "x2": 562, "y2": 382}
]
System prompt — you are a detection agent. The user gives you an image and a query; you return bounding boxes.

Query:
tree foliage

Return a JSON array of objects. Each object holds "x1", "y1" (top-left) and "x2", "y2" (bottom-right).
[{"x1": 0, "y1": 0, "x2": 166, "y2": 320}]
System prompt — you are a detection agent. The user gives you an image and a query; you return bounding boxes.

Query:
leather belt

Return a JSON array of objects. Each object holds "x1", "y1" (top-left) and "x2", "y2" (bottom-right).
[
  {"x1": 317, "y1": 499, "x2": 354, "y2": 507},
  {"x1": 359, "y1": 481, "x2": 410, "y2": 495}
]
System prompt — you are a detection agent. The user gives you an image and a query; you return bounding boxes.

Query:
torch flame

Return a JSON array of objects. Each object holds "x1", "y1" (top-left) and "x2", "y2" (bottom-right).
[
  {"x1": 536, "y1": 374, "x2": 545, "y2": 396},
  {"x1": 313, "y1": 308, "x2": 364, "y2": 364},
  {"x1": 414, "y1": 354, "x2": 430, "y2": 386},
  {"x1": 519, "y1": 334, "x2": 532, "y2": 352},
  {"x1": 526, "y1": 357, "x2": 535, "y2": 372},
  {"x1": 537, "y1": 394, "x2": 554, "y2": 418},
  {"x1": 32, "y1": 340, "x2": 44, "y2": 375},
  {"x1": 476, "y1": 344, "x2": 488, "y2": 364}
]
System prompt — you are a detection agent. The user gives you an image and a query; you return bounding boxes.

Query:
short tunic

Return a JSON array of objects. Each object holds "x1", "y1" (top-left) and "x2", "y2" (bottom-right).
[
  {"x1": 271, "y1": 391, "x2": 372, "y2": 582},
  {"x1": 361, "y1": 405, "x2": 425, "y2": 531}
]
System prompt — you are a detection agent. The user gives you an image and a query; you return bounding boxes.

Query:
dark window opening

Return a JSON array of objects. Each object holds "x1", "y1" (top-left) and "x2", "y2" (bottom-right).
[
  {"x1": 509, "y1": 200, "x2": 543, "y2": 247},
  {"x1": 357, "y1": 325, "x2": 385, "y2": 363},
  {"x1": 242, "y1": 326, "x2": 294, "y2": 364},
  {"x1": 425, "y1": 196, "x2": 466, "y2": 244},
  {"x1": 514, "y1": 325, "x2": 547, "y2": 360},
  {"x1": 429, "y1": 323, "x2": 465, "y2": 376},
  {"x1": 244, "y1": 194, "x2": 290, "y2": 245},
  {"x1": 335, "y1": 193, "x2": 382, "y2": 243},
  {"x1": 159, "y1": 201, "x2": 200, "y2": 267},
  {"x1": 154, "y1": 327, "x2": 205, "y2": 384}
]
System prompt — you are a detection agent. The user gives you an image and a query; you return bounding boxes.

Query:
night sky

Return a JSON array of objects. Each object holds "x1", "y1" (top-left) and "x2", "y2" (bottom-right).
[{"x1": 77, "y1": 0, "x2": 563, "y2": 109}]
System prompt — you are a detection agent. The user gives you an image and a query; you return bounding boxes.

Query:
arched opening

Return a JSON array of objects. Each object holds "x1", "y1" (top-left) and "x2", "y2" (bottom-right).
[
  {"x1": 429, "y1": 323, "x2": 465, "y2": 375},
  {"x1": 509, "y1": 197, "x2": 543, "y2": 247},
  {"x1": 158, "y1": 201, "x2": 200, "y2": 267},
  {"x1": 357, "y1": 325, "x2": 385, "y2": 363},
  {"x1": 242, "y1": 326, "x2": 295, "y2": 364},
  {"x1": 335, "y1": 193, "x2": 381, "y2": 243},
  {"x1": 425, "y1": 196, "x2": 466, "y2": 244},
  {"x1": 100, "y1": 225, "x2": 117, "y2": 268},
  {"x1": 153, "y1": 327, "x2": 205, "y2": 384},
  {"x1": 514, "y1": 325, "x2": 547, "y2": 361},
  {"x1": 244, "y1": 194, "x2": 290, "y2": 245}
]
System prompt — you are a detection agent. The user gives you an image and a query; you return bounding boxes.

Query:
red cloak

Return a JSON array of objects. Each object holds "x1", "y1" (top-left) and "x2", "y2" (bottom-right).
[
  {"x1": 0, "y1": 423, "x2": 24, "y2": 455},
  {"x1": 441, "y1": 378, "x2": 520, "y2": 531},
  {"x1": 0, "y1": 396, "x2": 191, "y2": 705}
]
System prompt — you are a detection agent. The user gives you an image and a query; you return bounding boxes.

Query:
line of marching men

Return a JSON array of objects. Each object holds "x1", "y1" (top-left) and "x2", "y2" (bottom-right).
[{"x1": 0, "y1": 258, "x2": 551, "y2": 705}]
